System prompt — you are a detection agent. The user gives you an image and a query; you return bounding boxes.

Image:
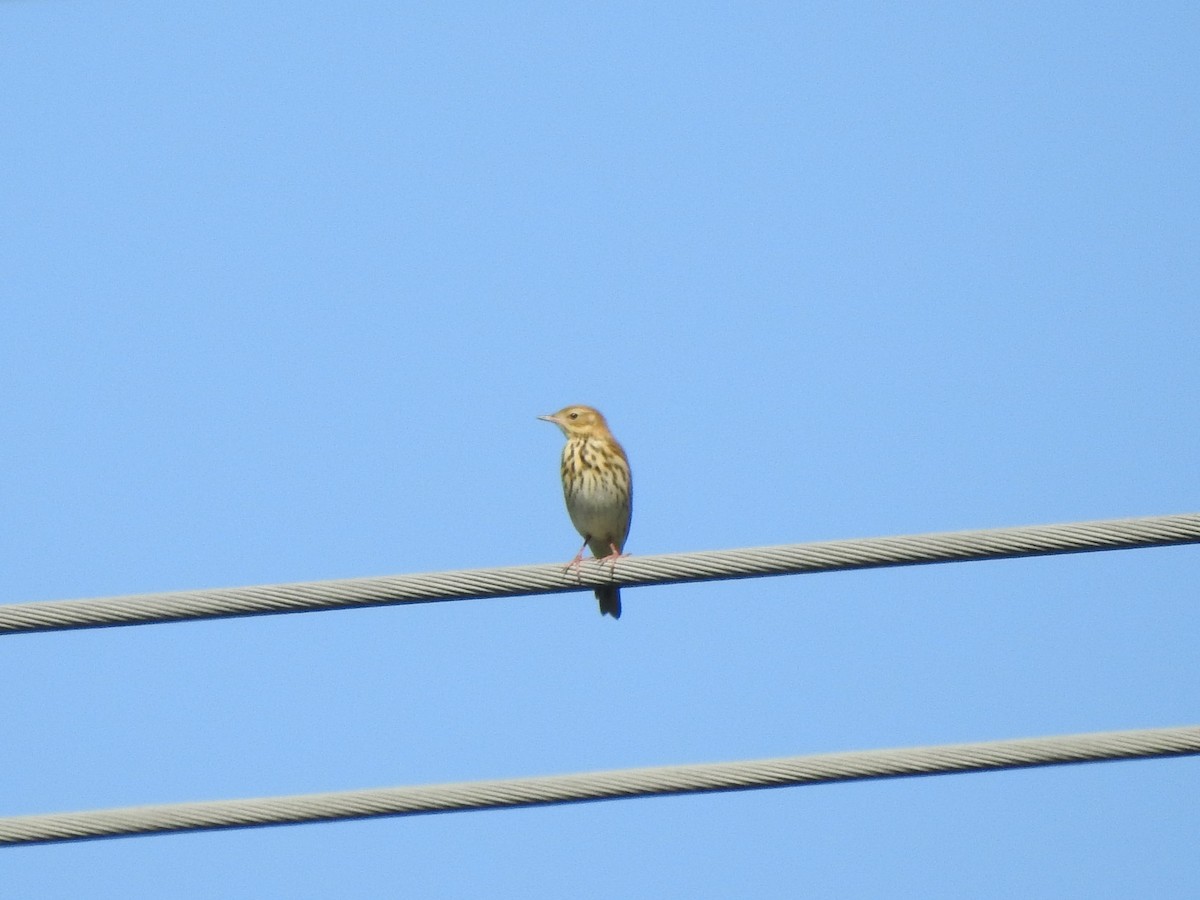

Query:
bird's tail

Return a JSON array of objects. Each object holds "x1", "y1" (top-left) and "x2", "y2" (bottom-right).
[{"x1": 595, "y1": 586, "x2": 621, "y2": 619}]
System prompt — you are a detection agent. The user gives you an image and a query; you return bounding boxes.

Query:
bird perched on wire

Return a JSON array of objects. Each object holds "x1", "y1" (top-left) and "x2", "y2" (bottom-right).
[{"x1": 539, "y1": 405, "x2": 632, "y2": 619}]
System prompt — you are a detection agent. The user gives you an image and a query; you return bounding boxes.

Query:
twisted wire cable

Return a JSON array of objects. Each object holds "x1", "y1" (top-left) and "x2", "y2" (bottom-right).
[
  {"x1": 3, "y1": 512, "x2": 1198, "y2": 634},
  {"x1": 2, "y1": 725, "x2": 1196, "y2": 846}
]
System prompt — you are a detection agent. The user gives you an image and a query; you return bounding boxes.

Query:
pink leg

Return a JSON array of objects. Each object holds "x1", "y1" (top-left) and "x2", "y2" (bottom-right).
[
  {"x1": 563, "y1": 538, "x2": 590, "y2": 580},
  {"x1": 598, "y1": 543, "x2": 628, "y2": 568},
  {"x1": 597, "y1": 542, "x2": 628, "y2": 578}
]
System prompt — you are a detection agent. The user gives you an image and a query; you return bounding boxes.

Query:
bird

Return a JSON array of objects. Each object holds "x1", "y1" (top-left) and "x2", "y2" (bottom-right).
[{"x1": 538, "y1": 405, "x2": 632, "y2": 619}]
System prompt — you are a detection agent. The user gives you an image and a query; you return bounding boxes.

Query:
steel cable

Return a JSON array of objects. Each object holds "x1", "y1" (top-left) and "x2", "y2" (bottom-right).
[
  {"x1": 2, "y1": 513, "x2": 1198, "y2": 634},
  {"x1": 2, "y1": 725, "x2": 1196, "y2": 846}
]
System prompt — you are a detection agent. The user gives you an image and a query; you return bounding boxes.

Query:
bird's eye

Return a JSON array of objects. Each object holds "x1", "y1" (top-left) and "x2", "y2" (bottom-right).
[{"x1": 569, "y1": 412, "x2": 578, "y2": 419}]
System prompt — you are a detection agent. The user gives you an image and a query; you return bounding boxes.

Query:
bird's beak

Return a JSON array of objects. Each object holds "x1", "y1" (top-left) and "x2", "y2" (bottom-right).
[{"x1": 537, "y1": 414, "x2": 556, "y2": 424}]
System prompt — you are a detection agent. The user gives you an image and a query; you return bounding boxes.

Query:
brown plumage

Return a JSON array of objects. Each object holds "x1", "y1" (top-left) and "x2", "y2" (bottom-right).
[{"x1": 538, "y1": 405, "x2": 632, "y2": 619}]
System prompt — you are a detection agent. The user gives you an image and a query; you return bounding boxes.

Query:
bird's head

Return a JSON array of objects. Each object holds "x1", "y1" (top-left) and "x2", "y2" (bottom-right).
[{"x1": 538, "y1": 405, "x2": 610, "y2": 439}]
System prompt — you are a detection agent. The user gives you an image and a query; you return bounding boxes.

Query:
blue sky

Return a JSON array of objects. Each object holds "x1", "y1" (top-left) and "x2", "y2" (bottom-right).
[{"x1": 3, "y1": 1, "x2": 1198, "y2": 896}]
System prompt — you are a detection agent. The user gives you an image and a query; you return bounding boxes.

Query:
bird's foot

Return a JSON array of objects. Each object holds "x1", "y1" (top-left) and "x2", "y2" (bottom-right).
[
  {"x1": 598, "y1": 544, "x2": 628, "y2": 569},
  {"x1": 562, "y1": 545, "x2": 588, "y2": 582}
]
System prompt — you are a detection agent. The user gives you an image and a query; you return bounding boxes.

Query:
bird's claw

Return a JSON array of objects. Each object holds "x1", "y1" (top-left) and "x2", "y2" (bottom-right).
[{"x1": 563, "y1": 548, "x2": 587, "y2": 582}]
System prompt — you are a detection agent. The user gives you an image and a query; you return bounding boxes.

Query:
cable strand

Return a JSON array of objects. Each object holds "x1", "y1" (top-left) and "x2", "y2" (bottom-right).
[
  {"x1": 2, "y1": 725, "x2": 1196, "y2": 846},
  {"x1": 2, "y1": 512, "x2": 1198, "y2": 634}
]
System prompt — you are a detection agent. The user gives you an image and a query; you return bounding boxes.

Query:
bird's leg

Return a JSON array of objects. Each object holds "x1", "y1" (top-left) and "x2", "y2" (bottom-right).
[
  {"x1": 598, "y1": 542, "x2": 628, "y2": 573},
  {"x1": 600, "y1": 542, "x2": 628, "y2": 560},
  {"x1": 563, "y1": 537, "x2": 590, "y2": 581}
]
